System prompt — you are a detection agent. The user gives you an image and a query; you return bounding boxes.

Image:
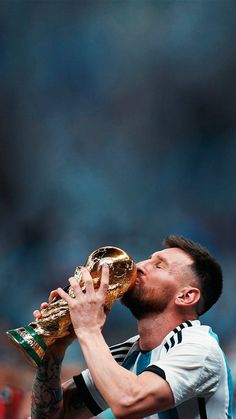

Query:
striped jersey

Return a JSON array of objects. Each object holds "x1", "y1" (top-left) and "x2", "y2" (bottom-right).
[{"x1": 73, "y1": 320, "x2": 234, "y2": 418}]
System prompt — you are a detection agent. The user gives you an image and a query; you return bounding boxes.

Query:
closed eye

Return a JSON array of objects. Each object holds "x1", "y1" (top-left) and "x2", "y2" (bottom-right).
[{"x1": 149, "y1": 254, "x2": 169, "y2": 269}]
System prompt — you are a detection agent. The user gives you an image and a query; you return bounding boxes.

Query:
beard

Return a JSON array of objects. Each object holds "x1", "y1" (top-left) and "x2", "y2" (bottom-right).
[{"x1": 121, "y1": 282, "x2": 170, "y2": 320}]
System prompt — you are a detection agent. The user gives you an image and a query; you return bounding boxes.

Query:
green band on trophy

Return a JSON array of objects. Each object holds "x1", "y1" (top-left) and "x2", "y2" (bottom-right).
[
  {"x1": 24, "y1": 325, "x2": 47, "y2": 351},
  {"x1": 8, "y1": 330, "x2": 42, "y2": 366}
]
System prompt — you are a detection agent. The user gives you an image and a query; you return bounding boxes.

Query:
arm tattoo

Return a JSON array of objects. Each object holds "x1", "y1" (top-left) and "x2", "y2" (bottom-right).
[{"x1": 31, "y1": 356, "x2": 64, "y2": 419}]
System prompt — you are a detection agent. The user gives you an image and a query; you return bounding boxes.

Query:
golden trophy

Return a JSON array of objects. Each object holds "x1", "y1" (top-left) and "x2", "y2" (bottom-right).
[{"x1": 6, "y1": 246, "x2": 137, "y2": 367}]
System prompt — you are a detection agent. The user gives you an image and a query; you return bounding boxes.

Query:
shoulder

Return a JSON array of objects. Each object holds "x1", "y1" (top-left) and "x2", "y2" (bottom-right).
[
  {"x1": 150, "y1": 323, "x2": 224, "y2": 404},
  {"x1": 163, "y1": 320, "x2": 223, "y2": 356},
  {"x1": 182, "y1": 323, "x2": 223, "y2": 354}
]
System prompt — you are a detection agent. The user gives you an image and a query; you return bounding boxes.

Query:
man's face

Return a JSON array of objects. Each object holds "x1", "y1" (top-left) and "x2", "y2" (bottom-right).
[{"x1": 121, "y1": 247, "x2": 194, "y2": 319}]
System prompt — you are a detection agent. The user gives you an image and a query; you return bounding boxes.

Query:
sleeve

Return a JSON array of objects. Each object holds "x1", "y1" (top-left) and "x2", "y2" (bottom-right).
[
  {"x1": 73, "y1": 369, "x2": 108, "y2": 415},
  {"x1": 144, "y1": 342, "x2": 223, "y2": 406}
]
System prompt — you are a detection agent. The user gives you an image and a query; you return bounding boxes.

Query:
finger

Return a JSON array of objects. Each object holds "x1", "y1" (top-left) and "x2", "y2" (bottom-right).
[
  {"x1": 49, "y1": 289, "x2": 60, "y2": 303},
  {"x1": 69, "y1": 276, "x2": 84, "y2": 297},
  {"x1": 57, "y1": 287, "x2": 74, "y2": 304},
  {"x1": 98, "y1": 264, "x2": 109, "y2": 297},
  {"x1": 33, "y1": 310, "x2": 42, "y2": 319},
  {"x1": 80, "y1": 267, "x2": 95, "y2": 294},
  {"x1": 40, "y1": 302, "x2": 49, "y2": 310}
]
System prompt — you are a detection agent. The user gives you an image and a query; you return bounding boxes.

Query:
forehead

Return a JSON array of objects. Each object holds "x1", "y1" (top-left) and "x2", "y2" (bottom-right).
[{"x1": 151, "y1": 247, "x2": 193, "y2": 267}]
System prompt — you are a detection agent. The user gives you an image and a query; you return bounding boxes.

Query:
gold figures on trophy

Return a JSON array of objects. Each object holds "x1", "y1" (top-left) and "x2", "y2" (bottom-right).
[{"x1": 6, "y1": 246, "x2": 137, "y2": 367}]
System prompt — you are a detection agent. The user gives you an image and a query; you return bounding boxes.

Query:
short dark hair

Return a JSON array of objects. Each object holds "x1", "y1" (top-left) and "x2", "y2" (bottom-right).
[{"x1": 163, "y1": 235, "x2": 223, "y2": 315}]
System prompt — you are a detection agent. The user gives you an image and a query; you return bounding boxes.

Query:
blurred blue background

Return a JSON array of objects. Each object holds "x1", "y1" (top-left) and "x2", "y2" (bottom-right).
[{"x1": 0, "y1": 0, "x2": 235, "y2": 413}]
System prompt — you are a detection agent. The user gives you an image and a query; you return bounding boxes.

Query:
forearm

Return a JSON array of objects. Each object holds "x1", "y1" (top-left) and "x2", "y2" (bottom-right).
[
  {"x1": 77, "y1": 328, "x2": 140, "y2": 414},
  {"x1": 31, "y1": 355, "x2": 63, "y2": 419}
]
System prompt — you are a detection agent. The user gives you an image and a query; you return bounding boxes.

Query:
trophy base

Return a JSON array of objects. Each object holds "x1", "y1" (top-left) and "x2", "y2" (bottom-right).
[{"x1": 6, "y1": 325, "x2": 48, "y2": 367}]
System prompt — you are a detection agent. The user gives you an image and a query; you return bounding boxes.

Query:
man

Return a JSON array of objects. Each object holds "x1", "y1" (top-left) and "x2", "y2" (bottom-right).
[{"x1": 31, "y1": 235, "x2": 234, "y2": 419}]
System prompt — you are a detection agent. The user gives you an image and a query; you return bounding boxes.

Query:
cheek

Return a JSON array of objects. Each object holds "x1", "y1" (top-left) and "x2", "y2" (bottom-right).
[
  {"x1": 149, "y1": 270, "x2": 171, "y2": 286},
  {"x1": 145, "y1": 276, "x2": 177, "y2": 299}
]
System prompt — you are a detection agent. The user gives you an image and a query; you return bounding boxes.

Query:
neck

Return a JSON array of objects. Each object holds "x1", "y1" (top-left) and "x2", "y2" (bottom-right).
[{"x1": 137, "y1": 312, "x2": 197, "y2": 351}]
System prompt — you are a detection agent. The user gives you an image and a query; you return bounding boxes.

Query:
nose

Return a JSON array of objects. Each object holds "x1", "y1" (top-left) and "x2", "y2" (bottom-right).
[{"x1": 136, "y1": 259, "x2": 148, "y2": 274}]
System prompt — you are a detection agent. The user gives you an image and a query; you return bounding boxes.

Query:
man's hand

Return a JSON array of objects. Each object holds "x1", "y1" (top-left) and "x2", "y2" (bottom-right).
[
  {"x1": 56, "y1": 264, "x2": 109, "y2": 336},
  {"x1": 33, "y1": 290, "x2": 75, "y2": 361}
]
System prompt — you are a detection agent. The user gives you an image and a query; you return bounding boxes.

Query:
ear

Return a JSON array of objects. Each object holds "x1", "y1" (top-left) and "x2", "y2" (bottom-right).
[{"x1": 175, "y1": 287, "x2": 201, "y2": 308}]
